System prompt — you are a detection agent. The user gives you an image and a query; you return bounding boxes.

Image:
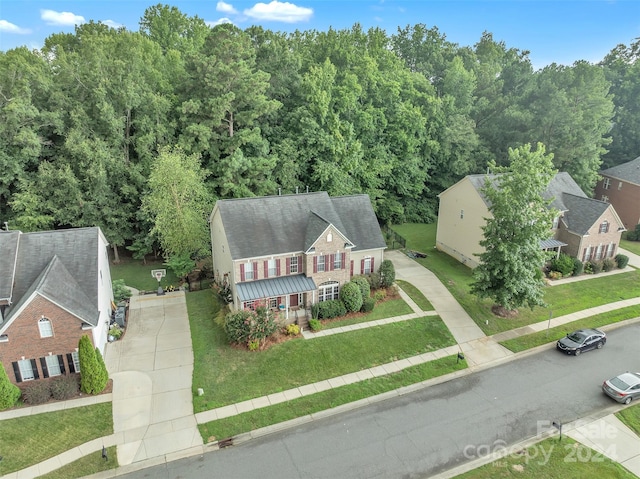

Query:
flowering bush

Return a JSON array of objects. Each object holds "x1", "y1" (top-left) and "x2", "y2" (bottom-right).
[{"x1": 224, "y1": 301, "x2": 278, "y2": 348}]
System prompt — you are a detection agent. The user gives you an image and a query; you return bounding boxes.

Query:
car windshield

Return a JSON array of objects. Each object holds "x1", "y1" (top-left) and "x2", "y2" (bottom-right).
[
  {"x1": 610, "y1": 377, "x2": 630, "y2": 390},
  {"x1": 567, "y1": 332, "x2": 586, "y2": 343}
]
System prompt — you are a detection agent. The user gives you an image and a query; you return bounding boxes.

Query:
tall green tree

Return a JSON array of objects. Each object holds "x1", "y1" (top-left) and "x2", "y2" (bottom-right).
[
  {"x1": 78, "y1": 335, "x2": 108, "y2": 395},
  {"x1": 142, "y1": 146, "x2": 212, "y2": 277},
  {"x1": 471, "y1": 143, "x2": 557, "y2": 314}
]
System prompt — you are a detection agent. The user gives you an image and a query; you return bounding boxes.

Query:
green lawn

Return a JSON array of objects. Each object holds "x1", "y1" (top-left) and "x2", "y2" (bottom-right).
[
  {"x1": 198, "y1": 354, "x2": 467, "y2": 442},
  {"x1": 454, "y1": 437, "x2": 635, "y2": 479},
  {"x1": 621, "y1": 237, "x2": 640, "y2": 257},
  {"x1": 616, "y1": 402, "x2": 640, "y2": 437},
  {"x1": 0, "y1": 403, "x2": 113, "y2": 476},
  {"x1": 499, "y1": 305, "x2": 640, "y2": 352},
  {"x1": 321, "y1": 298, "x2": 414, "y2": 329},
  {"x1": 187, "y1": 290, "x2": 456, "y2": 412},
  {"x1": 110, "y1": 257, "x2": 181, "y2": 291},
  {"x1": 397, "y1": 279, "x2": 434, "y2": 311},
  {"x1": 36, "y1": 446, "x2": 117, "y2": 479},
  {"x1": 392, "y1": 223, "x2": 640, "y2": 335}
]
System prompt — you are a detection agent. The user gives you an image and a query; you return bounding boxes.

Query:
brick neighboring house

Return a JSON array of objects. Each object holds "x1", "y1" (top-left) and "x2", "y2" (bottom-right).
[
  {"x1": 209, "y1": 192, "x2": 386, "y2": 323},
  {"x1": 594, "y1": 155, "x2": 640, "y2": 229},
  {"x1": 436, "y1": 172, "x2": 625, "y2": 268},
  {"x1": 0, "y1": 227, "x2": 113, "y2": 386}
]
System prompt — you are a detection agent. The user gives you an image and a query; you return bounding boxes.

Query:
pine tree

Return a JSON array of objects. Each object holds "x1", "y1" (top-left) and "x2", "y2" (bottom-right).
[{"x1": 0, "y1": 364, "x2": 21, "y2": 410}]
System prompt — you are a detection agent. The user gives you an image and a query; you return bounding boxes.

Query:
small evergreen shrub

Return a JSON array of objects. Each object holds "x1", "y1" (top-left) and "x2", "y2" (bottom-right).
[
  {"x1": 602, "y1": 258, "x2": 616, "y2": 272},
  {"x1": 366, "y1": 272, "x2": 382, "y2": 289},
  {"x1": 51, "y1": 374, "x2": 80, "y2": 400},
  {"x1": 550, "y1": 253, "x2": 574, "y2": 276},
  {"x1": 286, "y1": 324, "x2": 300, "y2": 336},
  {"x1": 79, "y1": 336, "x2": 109, "y2": 395},
  {"x1": 361, "y1": 297, "x2": 375, "y2": 313},
  {"x1": 374, "y1": 290, "x2": 386, "y2": 302},
  {"x1": 109, "y1": 326, "x2": 123, "y2": 339},
  {"x1": 340, "y1": 282, "x2": 363, "y2": 312},
  {"x1": 615, "y1": 254, "x2": 629, "y2": 269},
  {"x1": 312, "y1": 300, "x2": 347, "y2": 319},
  {"x1": 112, "y1": 279, "x2": 132, "y2": 303},
  {"x1": 351, "y1": 276, "x2": 371, "y2": 302},
  {"x1": 379, "y1": 259, "x2": 396, "y2": 287},
  {"x1": 547, "y1": 271, "x2": 562, "y2": 280},
  {"x1": 248, "y1": 340, "x2": 259, "y2": 351},
  {"x1": 571, "y1": 257, "x2": 584, "y2": 276},
  {"x1": 590, "y1": 260, "x2": 603, "y2": 274},
  {"x1": 309, "y1": 318, "x2": 322, "y2": 331},
  {"x1": 0, "y1": 365, "x2": 21, "y2": 410},
  {"x1": 22, "y1": 382, "x2": 52, "y2": 405}
]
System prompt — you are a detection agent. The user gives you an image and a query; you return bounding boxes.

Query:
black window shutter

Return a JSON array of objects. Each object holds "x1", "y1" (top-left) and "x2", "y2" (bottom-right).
[
  {"x1": 66, "y1": 353, "x2": 76, "y2": 373},
  {"x1": 12, "y1": 361, "x2": 22, "y2": 383},
  {"x1": 30, "y1": 359, "x2": 39, "y2": 379},
  {"x1": 58, "y1": 355, "x2": 66, "y2": 375},
  {"x1": 40, "y1": 357, "x2": 50, "y2": 378}
]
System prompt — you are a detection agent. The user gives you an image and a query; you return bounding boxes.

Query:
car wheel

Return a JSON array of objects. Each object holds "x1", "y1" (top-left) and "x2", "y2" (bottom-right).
[
  {"x1": 575, "y1": 349, "x2": 581, "y2": 356},
  {"x1": 624, "y1": 396, "x2": 632, "y2": 405},
  {"x1": 596, "y1": 341, "x2": 604, "y2": 349}
]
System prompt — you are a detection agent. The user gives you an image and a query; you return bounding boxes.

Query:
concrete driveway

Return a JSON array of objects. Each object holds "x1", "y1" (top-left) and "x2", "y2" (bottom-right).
[{"x1": 104, "y1": 291, "x2": 203, "y2": 465}]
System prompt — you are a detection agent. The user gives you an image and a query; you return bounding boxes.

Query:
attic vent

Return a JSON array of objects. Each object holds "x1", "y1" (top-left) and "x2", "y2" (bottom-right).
[{"x1": 0, "y1": 334, "x2": 7, "y2": 342}]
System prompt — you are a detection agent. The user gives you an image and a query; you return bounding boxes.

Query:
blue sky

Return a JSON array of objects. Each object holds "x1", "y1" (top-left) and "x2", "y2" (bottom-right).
[{"x1": 1, "y1": 0, "x2": 639, "y2": 69}]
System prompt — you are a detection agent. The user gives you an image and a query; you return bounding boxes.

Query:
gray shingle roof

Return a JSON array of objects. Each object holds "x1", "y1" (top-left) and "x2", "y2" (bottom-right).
[
  {"x1": 0, "y1": 231, "x2": 20, "y2": 303},
  {"x1": 0, "y1": 227, "x2": 102, "y2": 326},
  {"x1": 216, "y1": 192, "x2": 385, "y2": 260},
  {"x1": 560, "y1": 193, "x2": 611, "y2": 235},
  {"x1": 600, "y1": 155, "x2": 640, "y2": 186}
]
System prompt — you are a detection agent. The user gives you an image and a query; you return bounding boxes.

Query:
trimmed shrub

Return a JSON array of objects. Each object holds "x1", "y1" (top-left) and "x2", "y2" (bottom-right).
[
  {"x1": 311, "y1": 300, "x2": 346, "y2": 319},
  {"x1": 112, "y1": 279, "x2": 132, "y2": 303},
  {"x1": 79, "y1": 336, "x2": 108, "y2": 395},
  {"x1": 51, "y1": 374, "x2": 80, "y2": 400},
  {"x1": 615, "y1": 254, "x2": 629, "y2": 269},
  {"x1": 590, "y1": 260, "x2": 603, "y2": 274},
  {"x1": 309, "y1": 318, "x2": 322, "y2": 331},
  {"x1": 602, "y1": 258, "x2": 616, "y2": 272},
  {"x1": 22, "y1": 381, "x2": 51, "y2": 405},
  {"x1": 94, "y1": 348, "x2": 109, "y2": 393},
  {"x1": 366, "y1": 272, "x2": 382, "y2": 289},
  {"x1": 340, "y1": 282, "x2": 363, "y2": 313},
  {"x1": 0, "y1": 365, "x2": 21, "y2": 410},
  {"x1": 286, "y1": 324, "x2": 300, "y2": 336},
  {"x1": 361, "y1": 297, "x2": 375, "y2": 313},
  {"x1": 379, "y1": 259, "x2": 396, "y2": 287},
  {"x1": 571, "y1": 257, "x2": 584, "y2": 276},
  {"x1": 351, "y1": 276, "x2": 371, "y2": 302},
  {"x1": 374, "y1": 290, "x2": 386, "y2": 302},
  {"x1": 549, "y1": 253, "x2": 574, "y2": 276}
]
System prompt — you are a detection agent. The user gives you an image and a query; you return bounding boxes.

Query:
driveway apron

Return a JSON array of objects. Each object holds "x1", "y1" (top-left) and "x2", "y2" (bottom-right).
[
  {"x1": 104, "y1": 291, "x2": 203, "y2": 465},
  {"x1": 386, "y1": 250, "x2": 512, "y2": 367}
]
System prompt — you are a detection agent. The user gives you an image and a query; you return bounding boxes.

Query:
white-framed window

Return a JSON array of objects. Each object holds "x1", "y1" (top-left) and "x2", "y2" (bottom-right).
[
  {"x1": 38, "y1": 317, "x2": 53, "y2": 338},
  {"x1": 268, "y1": 259, "x2": 277, "y2": 277},
  {"x1": 618, "y1": 181, "x2": 623, "y2": 190},
  {"x1": 603, "y1": 177, "x2": 610, "y2": 190},
  {"x1": 327, "y1": 232, "x2": 333, "y2": 242},
  {"x1": 18, "y1": 359, "x2": 35, "y2": 381},
  {"x1": 317, "y1": 255, "x2": 326, "y2": 272},
  {"x1": 606, "y1": 243, "x2": 615, "y2": 258},
  {"x1": 583, "y1": 246, "x2": 592, "y2": 262},
  {"x1": 244, "y1": 262, "x2": 254, "y2": 280},
  {"x1": 318, "y1": 281, "x2": 339, "y2": 302},
  {"x1": 45, "y1": 355, "x2": 62, "y2": 377},
  {"x1": 71, "y1": 351, "x2": 81, "y2": 373},
  {"x1": 599, "y1": 220, "x2": 609, "y2": 234},
  {"x1": 334, "y1": 253, "x2": 342, "y2": 270},
  {"x1": 595, "y1": 244, "x2": 603, "y2": 260},
  {"x1": 601, "y1": 195, "x2": 609, "y2": 203},
  {"x1": 290, "y1": 256, "x2": 299, "y2": 274},
  {"x1": 363, "y1": 257, "x2": 372, "y2": 274},
  {"x1": 552, "y1": 216, "x2": 559, "y2": 229}
]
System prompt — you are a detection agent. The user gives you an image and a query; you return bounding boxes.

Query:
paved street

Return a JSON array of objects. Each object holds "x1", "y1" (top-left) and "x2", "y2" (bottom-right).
[{"x1": 118, "y1": 322, "x2": 640, "y2": 479}]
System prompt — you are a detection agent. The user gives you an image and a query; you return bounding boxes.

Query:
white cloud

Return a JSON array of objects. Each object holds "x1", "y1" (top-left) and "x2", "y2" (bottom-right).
[
  {"x1": 103, "y1": 20, "x2": 123, "y2": 29},
  {"x1": 206, "y1": 17, "x2": 234, "y2": 27},
  {"x1": 0, "y1": 20, "x2": 31, "y2": 34},
  {"x1": 217, "y1": 2, "x2": 238, "y2": 14},
  {"x1": 244, "y1": 1, "x2": 313, "y2": 23},
  {"x1": 40, "y1": 9, "x2": 85, "y2": 26}
]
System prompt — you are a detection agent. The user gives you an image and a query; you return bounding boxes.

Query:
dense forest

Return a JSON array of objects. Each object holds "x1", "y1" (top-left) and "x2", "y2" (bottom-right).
[{"x1": 1, "y1": 4, "x2": 639, "y2": 260}]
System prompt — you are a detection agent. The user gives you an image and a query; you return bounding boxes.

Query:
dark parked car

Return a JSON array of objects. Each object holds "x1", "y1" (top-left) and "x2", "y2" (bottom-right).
[
  {"x1": 556, "y1": 328, "x2": 606, "y2": 356},
  {"x1": 603, "y1": 372, "x2": 640, "y2": 405}
]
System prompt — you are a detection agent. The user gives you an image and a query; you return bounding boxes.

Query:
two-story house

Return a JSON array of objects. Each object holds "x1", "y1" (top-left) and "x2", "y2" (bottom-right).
[
  {"x1": 209, "y1": 192, "x2": 386, "y2": 322},
  {"x1": 594, "y1": 155, "x2": 640, "y2": 230},
  {"x1": 0, "y1": 227, "x2": 113, "y2": 386},
  {"x1": 436, "y1": 172, "x2": 625, "y2": 268}
]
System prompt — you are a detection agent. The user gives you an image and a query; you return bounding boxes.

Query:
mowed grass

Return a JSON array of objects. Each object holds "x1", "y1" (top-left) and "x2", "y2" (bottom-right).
[
  {"x1": 397, "y1": 279, "x2": 434, "y2": 311},
  {"x1": 0, "y1": 403, "x2": 113, "y2": 475},
  {"x1": 617, "y1": 402, "x2": 640, "y2": 438},
  {"x1": 454, "y1": 437, "x2": 635, "y2": 479},
  {"x1": 110, "y1": 257, "x2": 180, "y2": 291},
  {"x1": 621, "y1": 237, "x2": 640, "y2": 257},
  {"x1": 198, "y1": 355, "x2": 468, "y2": 441},
  {"x1": 321, "y1": 297, "x2": 414, "y2": 329},
  {"x1": 187, "y1": 290, "x2": 456, "y2": 412},
  {"x1": 499, "y1": 305, "x2": 640, "y2": 352},
  {"x1": 392, "y1": 223, "x2": 640, "y2": 335},
  {"x1": 36, "y1": 446, "x2": 117, "y2": 479}
]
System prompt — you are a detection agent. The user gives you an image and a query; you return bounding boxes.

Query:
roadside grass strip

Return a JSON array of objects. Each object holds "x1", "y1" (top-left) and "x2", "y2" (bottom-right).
[{"x1": 36, "y1": 446, "x2": 118, "y2": 479}]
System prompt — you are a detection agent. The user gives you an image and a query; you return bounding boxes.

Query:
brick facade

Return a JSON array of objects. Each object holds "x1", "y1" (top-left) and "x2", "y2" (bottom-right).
[{"x1": 0, "y1": 295, "x2": 92, "y2": 384}]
